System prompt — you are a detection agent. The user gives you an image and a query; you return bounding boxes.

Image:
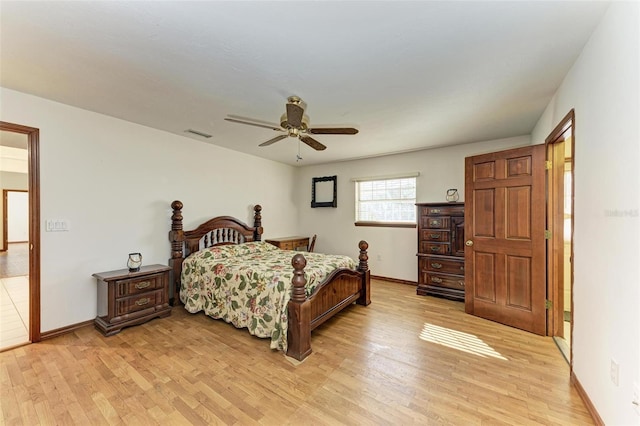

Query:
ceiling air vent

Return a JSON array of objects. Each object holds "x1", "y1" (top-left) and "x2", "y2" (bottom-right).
[{"x1": 185, "y1": 129, "x2": 212, "y2": 138}]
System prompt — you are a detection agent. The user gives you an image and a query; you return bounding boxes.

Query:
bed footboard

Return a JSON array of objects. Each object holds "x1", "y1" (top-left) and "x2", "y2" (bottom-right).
[{"x1": 287, "y1": 241, "x2": 370, "y2": 361}]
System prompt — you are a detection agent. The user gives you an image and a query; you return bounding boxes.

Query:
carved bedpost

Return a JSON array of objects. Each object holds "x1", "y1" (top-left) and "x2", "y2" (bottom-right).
[
  {"x1": 253, "y1": 204, "x2": 263, "y2": 241},
  {"x1": 358, "y1": 240, "x2": 369, "y2": 272},
  {"x1": 357, "y1": 240, "x2": 371, "y2": 306},
  {"x1": 290, "y1": 254, "x2": 307, "y2": 303},
  {"x1": 168, "y1": 200, "x2": 185, "y2": 305},
  {"x1": 287, "y1": 253, "x2": 312, "y2": 361}
]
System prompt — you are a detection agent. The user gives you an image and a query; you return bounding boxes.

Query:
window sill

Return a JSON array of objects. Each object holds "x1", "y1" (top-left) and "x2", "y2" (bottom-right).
[{"x1": 355, "y1": 222, "x2": 417, "y2": 228}]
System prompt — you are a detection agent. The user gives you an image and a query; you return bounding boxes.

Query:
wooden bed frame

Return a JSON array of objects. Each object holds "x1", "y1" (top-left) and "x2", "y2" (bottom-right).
[{"x1": 168, "y1": 200, "x2": 371, "y2": 361}]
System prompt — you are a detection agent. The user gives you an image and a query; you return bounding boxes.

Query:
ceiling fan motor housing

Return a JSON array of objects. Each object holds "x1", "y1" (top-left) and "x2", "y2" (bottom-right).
[{"x1": 281, "y1": 113, "x2": 310, "y2": 131}]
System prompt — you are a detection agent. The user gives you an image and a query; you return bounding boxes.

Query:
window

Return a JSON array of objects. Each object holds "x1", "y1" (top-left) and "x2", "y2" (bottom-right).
[{"x1": 355, "y1": 175, "x2": 417, "y2": 227}]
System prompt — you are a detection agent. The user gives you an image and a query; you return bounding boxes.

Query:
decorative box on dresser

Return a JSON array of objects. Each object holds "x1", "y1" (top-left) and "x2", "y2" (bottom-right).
[
  {"x1": 416, "y1": 202, "x2": 465, "y2": 301},
  {"x1": 93, "y1": 264, "x2": 172, "y2": 336}
]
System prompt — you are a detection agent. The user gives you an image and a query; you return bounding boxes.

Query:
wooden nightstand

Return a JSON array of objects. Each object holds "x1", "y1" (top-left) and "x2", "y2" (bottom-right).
[
  {"x1": 265, "y1": 236, "x2": 310, "y2": 251},
  {"x1": 93, "y1": 264, "x2": 172, "y2": 336}
]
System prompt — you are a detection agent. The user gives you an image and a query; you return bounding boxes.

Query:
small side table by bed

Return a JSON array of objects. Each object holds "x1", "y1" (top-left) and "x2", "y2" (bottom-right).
[
  {"x1": 265, "y1": 236, "x2": 310, "y2": 251},
  {"x1": 93, "y1": 264, "x2": 172, "y2": 336}
]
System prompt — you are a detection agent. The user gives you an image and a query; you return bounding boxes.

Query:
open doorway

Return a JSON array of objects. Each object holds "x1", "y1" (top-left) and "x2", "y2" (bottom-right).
[
  {"x1": 545, "y1": 110, "x2": 575, "y2": 366},
  {"x1": 0, "y1": 122, "x2": 40, "y2": 350},
  {"x1": 1, "y1": 135, "x2": 29, "y2": 349},
  {"x1": 1, "y1": 189, "x2": 29, "y2": 348}
]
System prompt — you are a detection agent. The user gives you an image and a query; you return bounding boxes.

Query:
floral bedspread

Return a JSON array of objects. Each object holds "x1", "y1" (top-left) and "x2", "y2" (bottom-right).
[{"x1": 180, "y1": 241, "x2": 357, "y2": 351}]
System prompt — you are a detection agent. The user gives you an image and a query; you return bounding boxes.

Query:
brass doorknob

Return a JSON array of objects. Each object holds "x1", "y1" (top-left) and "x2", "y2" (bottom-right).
[{"x1": 465, "y1": 240, "x2": 474, "y2": 246}]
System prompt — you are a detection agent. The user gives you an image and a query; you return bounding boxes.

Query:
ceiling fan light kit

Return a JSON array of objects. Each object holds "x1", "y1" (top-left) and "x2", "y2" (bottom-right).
[{"x1": 224, "y1": 96, "x2": 358, "y2": 153}]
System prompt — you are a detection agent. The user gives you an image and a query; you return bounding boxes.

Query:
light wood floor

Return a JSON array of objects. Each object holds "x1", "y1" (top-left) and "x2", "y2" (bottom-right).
[{"x1": 0, "y1": 279, "x2": 593, "y2": 425}]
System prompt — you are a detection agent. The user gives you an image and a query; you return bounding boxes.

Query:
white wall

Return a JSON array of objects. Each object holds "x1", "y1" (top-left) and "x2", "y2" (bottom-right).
[
  {"x1": 0, "y1": 171, "x2": 28, "y2": 246},
  {"x1": 531, "y1": 3, "x2": 639, "y2": 424},
  {"x1": 295, "y1": 135, "x2": 530, "y2": 281},
  {"x1": 7, "y1": 190, "x2": 28, "y2": 241},
  {"x1": 0, "y1": 88, "x2": 299, "y2": 332}
]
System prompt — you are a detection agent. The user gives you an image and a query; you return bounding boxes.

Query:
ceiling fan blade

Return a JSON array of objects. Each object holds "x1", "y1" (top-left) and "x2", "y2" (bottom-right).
[
  {"x1": 286, "y1": 101, "x2": 305, "y2": 128},
  {"x1": 227, "y1": 114, "x2": 282, "y2": 128},
  {"x1": 300, "y1": 135, "x2": 327, "y2": 151},
  {"x1": 259, "y1": 134, "x2": 288, "y2": 147},
  {"x1": 225, "y1": 117, "x2": 284, "y2": 132},
  {"x1": 308, "y1": 127, "x2": 359, "y2": 135}
]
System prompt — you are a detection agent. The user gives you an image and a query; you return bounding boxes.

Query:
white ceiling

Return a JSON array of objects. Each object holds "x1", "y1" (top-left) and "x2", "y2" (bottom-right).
[{"x1": 0, "y1": 1, "x2": 609, "y2": 166}]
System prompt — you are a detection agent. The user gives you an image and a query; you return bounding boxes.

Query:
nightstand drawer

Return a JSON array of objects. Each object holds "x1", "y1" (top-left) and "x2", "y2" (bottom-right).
[
  {"x1": 115, "y1": 290, "x2": 163, "y2": 316},
  {"x1": 116, "y1": 273, "x2": 164, "y2": 297}
]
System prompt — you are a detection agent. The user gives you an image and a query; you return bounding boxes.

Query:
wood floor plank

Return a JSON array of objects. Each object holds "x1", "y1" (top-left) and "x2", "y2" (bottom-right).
[{"x1": 0, "y1": 279, "x2": 594, "y2": 425}]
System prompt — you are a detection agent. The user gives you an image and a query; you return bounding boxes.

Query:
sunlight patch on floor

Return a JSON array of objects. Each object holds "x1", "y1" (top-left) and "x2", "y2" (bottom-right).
[{"x1": 419, "y1": 323, "x2": 507, "y2": 360}]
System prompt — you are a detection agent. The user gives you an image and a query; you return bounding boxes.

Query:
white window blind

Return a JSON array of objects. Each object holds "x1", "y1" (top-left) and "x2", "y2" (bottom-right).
[{"x1": 355, "y1": 176, "x2": 417, "y2": 223}]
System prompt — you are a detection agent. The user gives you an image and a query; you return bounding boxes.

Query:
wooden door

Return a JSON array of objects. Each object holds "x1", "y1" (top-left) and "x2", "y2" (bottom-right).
[{"x1": 464, "y1": 144, "x2": 546, "y2": 335}]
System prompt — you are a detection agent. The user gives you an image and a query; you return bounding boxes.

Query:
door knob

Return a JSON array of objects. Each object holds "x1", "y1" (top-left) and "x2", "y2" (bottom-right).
[{"x1": 465, "y1": 240, "x2": 474, "y2": 246}]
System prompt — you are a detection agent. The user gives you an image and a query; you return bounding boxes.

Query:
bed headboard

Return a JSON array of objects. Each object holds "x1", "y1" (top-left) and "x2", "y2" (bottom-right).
[{"x1": 168, "y1": 200, "x2": 263, "y2": 303}]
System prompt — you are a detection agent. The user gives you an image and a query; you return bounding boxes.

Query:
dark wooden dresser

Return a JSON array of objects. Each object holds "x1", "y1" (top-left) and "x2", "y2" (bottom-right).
[
  {"x1": 416, "y1": 202, "x2": 465, "y2": 301},
  {"x1": 93, "y1": 264, "x2": 172, "y2": 336}
]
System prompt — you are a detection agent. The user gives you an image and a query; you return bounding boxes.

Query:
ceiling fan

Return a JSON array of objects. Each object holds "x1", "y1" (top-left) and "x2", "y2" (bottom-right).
[{"x1": 224, "y1": 96, "x2": 358, "y2": 151}]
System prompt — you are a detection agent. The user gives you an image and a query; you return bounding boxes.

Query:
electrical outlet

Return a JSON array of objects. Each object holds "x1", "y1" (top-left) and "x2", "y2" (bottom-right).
[
  {"x1": 610, "y1": 359, "x2": 619, "y2": 386},
  {"x1": 633, "y1": 382, "x2": 639, "y2": 415}
]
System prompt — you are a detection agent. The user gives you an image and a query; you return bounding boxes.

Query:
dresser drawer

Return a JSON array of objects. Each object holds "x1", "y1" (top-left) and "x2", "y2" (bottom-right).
[
  {"x1": 421, "y1": 216, "x2": 450, "y2": 229},
  {"x1": 421, "y1": 230, "x2": 450, "y2": 242},
  {"x1": 420, "y1": 242, "x2": 450, "y2": 255},
  {"x1": 421, "y1": 257, "x2": 465, "y2": 275},
  {"x1": 115, "y1": 273, "x2": 165, "y2": 297},
  {"x1": 423, "y1": 272, "x2": 466, "y2": 291},
  {"x1": 115, "y1": 290, "x2": 163, "y2": 317},
  {"x1": 420, "y1": 206, "x2": 463, "y2": 216}
]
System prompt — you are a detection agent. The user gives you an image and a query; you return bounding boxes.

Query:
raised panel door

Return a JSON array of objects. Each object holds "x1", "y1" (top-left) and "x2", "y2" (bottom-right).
[{"x1": 464, "y1": 145, "x2": 546, "y2": 335}]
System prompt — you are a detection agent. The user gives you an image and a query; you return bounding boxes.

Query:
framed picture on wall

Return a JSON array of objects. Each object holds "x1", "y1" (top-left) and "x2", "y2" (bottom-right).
[{"x1": 311, "y1": 175, "x2": 337, "y2": 208}]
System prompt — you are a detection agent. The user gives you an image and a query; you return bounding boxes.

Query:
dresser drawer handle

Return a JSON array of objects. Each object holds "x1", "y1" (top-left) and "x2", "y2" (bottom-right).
[
  {"x1": 431, "y1": 262, "x2": 443, "y2": 269},
  {"x1": 431, "y1": 209, "x2": 441, "y2": 214},
  {"x1": 431, "y1": 277, "x2": 443, "y2": 284},
  {"x1": 458, "y1": 281, "x2": 465, "y2": 287},
  {"x1": 135, "y1": 298, "x2": 151, "y2": 306},
  {"x1": 430, "y1": 246, "x2": 440, "y2": 252},
  {"x1": 430, "y1": 220, "x2": 441, "y2": 227},
  {"x1": 429, "y1": 234, "x2": 441, "y2": 239},
  {"x1": 135, "y1": 281, "x2": 151, "y2": 290}
]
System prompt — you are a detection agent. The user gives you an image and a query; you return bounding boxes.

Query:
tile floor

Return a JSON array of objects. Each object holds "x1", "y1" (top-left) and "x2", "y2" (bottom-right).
[
  {"x1": 0, "y1": 242, "x2": 29, "y2": 278},
  {"x1": 1, "y1": 243, "x2": 30, "y2": 350},
  {"x1": 0, "y1": 275, "x2": 29, "y2": 350}
]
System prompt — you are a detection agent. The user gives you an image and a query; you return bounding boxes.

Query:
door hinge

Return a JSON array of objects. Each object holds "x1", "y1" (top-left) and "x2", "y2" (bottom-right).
[
  {"x1": 545, "y1": 160, "x2": 552, "y2": 170},
  {"x1": 544, "y1": 230, "x2": 552, "y2": 239},
  {"x1": 545, "y1": 300, "x2": 553, "y2": 309}
]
